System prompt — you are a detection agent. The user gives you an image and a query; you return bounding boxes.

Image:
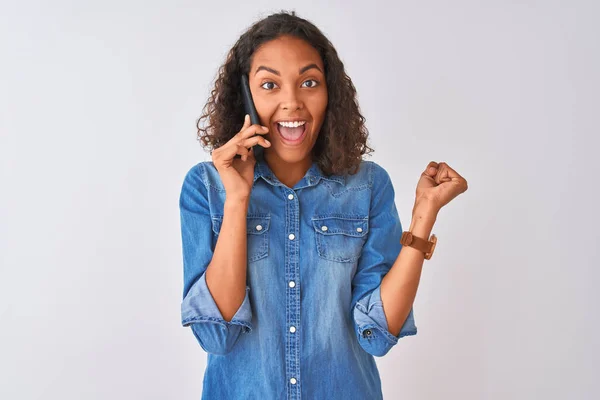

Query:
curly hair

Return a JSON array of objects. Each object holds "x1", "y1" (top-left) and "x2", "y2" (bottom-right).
[{"x1": 196, "y1": 10, "x2": 373, "y2": 176}]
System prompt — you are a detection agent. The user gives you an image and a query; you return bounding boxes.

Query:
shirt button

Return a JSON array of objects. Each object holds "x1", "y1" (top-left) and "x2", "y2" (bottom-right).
[
  {"x1": 321, "y1": 226, "x2": 328, "y2": 231},
  {"x1": 256, "y1": 225, "x2": 263, "y2": 231},
  {"x1": 288, "y1": 233, "x2": 295, "y2": 240},
  {"x1": 289, "y1": 326, "x2": 296, "y2": 333},
  {"x1": 356, "y1": 227, "x2": 363, "y2": 233},
  {"x1": 364, "y1": 329, "x2": 372, "y2": 337},
  {"x1": 290, "y1": 378, "x2": 297, "y2": 385},
  {"x1": 289, "y1": 281, "x2": 296, "y2": 288},
  {"x1": 288, "y1": 193, "x2": 294, "y2": 200}
]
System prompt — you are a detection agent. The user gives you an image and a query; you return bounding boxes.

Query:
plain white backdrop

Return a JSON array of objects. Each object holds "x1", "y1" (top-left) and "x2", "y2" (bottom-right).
[{"x1": 1, "y1": 1, "x2": 598, "y2": 399}]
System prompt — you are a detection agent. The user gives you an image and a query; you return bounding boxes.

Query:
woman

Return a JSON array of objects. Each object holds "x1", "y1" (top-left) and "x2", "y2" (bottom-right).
[{"x1": 179, "y1": 11, "x2": 468, "y2": 399}]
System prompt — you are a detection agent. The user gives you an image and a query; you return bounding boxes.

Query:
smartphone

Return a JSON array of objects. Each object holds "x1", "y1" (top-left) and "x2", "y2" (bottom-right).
[
  {"x1": 241, "y1": 74, "x2": 260, "y2": 126},
  {"x1": 240, "y1": 74, "x2": 262, "y2": 157}
]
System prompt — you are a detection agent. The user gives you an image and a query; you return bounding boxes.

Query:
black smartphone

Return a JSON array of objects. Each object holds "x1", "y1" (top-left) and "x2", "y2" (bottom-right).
[
  {"x1": 241, "y1": 74, "x2": 260, "y2": 126},
  {"x1": 240, "y1": 74, "x2": 262, "y2": 157}
]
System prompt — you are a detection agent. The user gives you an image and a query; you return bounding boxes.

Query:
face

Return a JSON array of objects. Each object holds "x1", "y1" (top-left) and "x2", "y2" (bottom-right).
[{"x1": 248, "y1": 35, "x2": 328, "y2": 165}]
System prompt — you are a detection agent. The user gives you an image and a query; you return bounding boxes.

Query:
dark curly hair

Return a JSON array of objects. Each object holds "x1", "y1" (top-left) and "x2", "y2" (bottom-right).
[{"x1": 196, "y1": 10, "x2": 373, "y2": 176}]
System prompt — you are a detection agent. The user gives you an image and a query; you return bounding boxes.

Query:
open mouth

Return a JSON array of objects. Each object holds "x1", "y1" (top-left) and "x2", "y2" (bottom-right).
[{"x1": 275, "y1": 122, "x2": 308, "y2": 146}]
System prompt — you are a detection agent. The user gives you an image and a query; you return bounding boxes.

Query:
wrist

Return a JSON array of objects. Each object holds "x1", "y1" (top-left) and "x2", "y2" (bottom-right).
[
  {"x1": 409, "y1": 200, "x2": 438, "y2": 236},
  {"x1": 224, "y1": 197, "x2": 249, "y2": 212},
  {"x1": 412, "y1": 198, "x2": 439, "y2": 219},
  {"x1": 408, "y1": 213, "x2": 436, "y2": 238}
]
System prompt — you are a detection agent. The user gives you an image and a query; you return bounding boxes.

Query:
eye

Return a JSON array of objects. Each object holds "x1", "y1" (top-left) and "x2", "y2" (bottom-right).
[
  {"x1": 260, "y1": 81, "x2": 278, "y2": 90},
  {"x1": 301, "y1": 79, "x2": 320, "y2": 88},
  {"x1": 260, "y1": 79, "x2": 320, "y2": 91}
]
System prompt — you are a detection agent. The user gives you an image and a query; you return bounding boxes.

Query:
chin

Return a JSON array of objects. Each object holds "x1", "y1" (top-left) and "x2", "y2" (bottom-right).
[{"x1": 267, "y1": 146, "x2": 313, "y2": 164}]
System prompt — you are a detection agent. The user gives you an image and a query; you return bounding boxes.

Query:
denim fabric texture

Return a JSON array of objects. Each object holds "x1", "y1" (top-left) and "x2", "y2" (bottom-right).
[{"x1": 179, "y1": 149, "x2": 417, "y2": 399}]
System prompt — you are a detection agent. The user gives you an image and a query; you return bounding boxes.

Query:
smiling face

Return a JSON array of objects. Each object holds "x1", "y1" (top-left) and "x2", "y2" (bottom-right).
[{"x1": 248, "y1": 35, "x2": 328, "y2": 169}]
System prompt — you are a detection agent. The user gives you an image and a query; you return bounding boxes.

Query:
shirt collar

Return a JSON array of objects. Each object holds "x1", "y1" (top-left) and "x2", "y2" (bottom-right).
[{"x1": 253, "y1": 149, "x2": 345, "y2": 187}]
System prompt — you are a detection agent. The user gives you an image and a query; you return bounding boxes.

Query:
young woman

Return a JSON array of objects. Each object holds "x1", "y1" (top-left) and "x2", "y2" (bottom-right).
[{"x1": 179, "y1": 11, "x2": 468, "y2": 399}]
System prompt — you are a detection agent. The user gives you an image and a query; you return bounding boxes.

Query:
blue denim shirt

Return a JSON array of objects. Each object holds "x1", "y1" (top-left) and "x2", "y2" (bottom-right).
[{"x1": 179, "y1": 149, "x2": 417, "y2": 399}]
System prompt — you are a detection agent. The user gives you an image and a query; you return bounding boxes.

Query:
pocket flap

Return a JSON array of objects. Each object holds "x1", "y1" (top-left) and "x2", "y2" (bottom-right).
[
  {"x1": 246, "y1": 215, "x2": 270, "y2": 235},
  {"x1": 312, "y1": 216, "x2": 368, "y2": 237}
]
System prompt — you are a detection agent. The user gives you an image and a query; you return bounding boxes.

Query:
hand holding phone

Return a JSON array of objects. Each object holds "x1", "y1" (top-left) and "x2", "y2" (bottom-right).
[{"x1": 211, "y1": 113, "x2": 270, "y2": 199}]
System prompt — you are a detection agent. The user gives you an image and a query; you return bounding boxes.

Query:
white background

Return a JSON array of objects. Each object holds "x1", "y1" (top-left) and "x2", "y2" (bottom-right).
[{"x1": 1, "y1": 1, "x2": 598, "y2": 399}]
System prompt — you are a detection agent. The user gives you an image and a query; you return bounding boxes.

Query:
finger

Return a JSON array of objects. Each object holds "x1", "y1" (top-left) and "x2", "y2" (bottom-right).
[
  {"x1": 239, "y1": 122, "x2": 269, "y2": 139},
  {"x1": 437, "y1": 162, "x2": 463, "y2": 179},
  {"x1": 241, "y1": 135, "x2": 271, "y2": 149},
  {"x1": 242, "y1": 146, "x2": 256, "y2": 162},
  {"x1": 234, "y1": 114, "x2": 252, "y2": 138},
  {"x1": 242, "y1": 114, "x2": 251, "y2": 130},
  {"x1": 436, "y1": 163, "x2": 467, "y2": 190},
  {"x1": 235, "y1": 144, "x2": 251, "y2": 161},
  {"x1": 424, "y1": 161, "x2": 439, "y2": 176},
  {"x1": 214, "y1": 138, "x2": 251, "y2": 163},
  {"x1": 424, "y1": 161, "x2": 451, "y2": 185}
]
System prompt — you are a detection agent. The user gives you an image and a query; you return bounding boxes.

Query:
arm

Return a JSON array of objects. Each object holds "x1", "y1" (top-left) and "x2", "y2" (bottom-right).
[
  {"x1": 180, "y1": 163, "x2": 253, "y2": 355},
  {"x1": 205, "y1": 198, "x2": 251, "y2": 322},
  {"x1": 351, "y1": 164, "x2": 418, "y2": 357},
  {"x1": 380, "y1": 205, "x2": 436, "y2": 336}
]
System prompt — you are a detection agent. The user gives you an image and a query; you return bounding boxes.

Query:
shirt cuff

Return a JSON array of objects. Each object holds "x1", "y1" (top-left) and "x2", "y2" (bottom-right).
[
  {"x1": 181, "y1": 273, "x2": 253, "y2": 333},
  {"x1": 353, "y1": 285, "x2": 417, "y2": 356}
]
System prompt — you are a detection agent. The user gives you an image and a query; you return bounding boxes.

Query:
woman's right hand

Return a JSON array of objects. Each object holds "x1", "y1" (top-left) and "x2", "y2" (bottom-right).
[{"x1": 211, "y1": 114, "x2": 271, "y2": 201}]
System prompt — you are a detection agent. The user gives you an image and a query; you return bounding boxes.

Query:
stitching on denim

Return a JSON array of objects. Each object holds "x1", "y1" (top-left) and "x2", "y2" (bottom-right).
[
  {"x1": 325, "y1": 181, "x2": 370, "y2": 197},
  {"x1": 182, "y1": 316, "x2": 253, "y2": 332},
  {"x1": 311, "y1": 214, "x2": 369, "y2": 221},
  {"x1": 312, "y1": 214, "x2": 369, "y2": 262},
  {"x1": 198, "y1": 162, "x2": 227, "y2": 193}
]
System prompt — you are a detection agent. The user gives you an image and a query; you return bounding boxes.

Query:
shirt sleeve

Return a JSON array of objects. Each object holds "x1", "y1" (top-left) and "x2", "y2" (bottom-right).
[
  {"x1": 351, "y1": 163, "x2": 418, "y2": 357},
  {"x1": 179, "y1": 163, "x2": 253, "y2": 356}
]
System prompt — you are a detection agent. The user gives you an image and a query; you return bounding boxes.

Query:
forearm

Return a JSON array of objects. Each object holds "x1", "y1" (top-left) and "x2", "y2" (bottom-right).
[
  {"x1": 205, "y1": 198, "x2": 249, "y2": 322},
  {"x1": 380, "y1": 204, "x2": 437, "y2": 336}
]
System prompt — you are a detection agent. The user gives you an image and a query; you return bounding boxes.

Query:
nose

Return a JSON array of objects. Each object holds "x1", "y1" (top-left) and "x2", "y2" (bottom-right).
[{"x1": 280, "y1": 86, "x2": 304, "y2": 111}]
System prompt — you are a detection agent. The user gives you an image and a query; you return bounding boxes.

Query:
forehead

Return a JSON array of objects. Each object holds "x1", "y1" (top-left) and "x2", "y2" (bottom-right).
[{"x1": 251, "y1": 35, "x2": 323, "y2": 71}]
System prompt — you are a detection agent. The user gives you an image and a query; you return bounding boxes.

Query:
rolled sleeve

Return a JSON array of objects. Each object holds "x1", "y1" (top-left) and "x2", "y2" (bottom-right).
[
  {"x1": 179, "y1": 163, "x2": 253, "y2": 355},
  {"x1": 353, "y1": 285, "x2": 417, "y2": 357},
  {"x1": 350, "y1": 163, "x2": 418, "y2": 357},
  {"x1": 182, "y1": 273, "x2": 253, "y2": 355}
]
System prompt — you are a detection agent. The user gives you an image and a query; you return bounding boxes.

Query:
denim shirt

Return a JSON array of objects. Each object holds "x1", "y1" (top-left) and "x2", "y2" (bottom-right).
[{"x1": 179, "y1": 149, "x2": 417, "y2": 400}]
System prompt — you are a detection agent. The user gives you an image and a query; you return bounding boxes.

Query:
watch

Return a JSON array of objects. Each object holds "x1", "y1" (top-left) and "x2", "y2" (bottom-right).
[{"x1": 400, "y1": 231, "x2": 437, "y2": 260}]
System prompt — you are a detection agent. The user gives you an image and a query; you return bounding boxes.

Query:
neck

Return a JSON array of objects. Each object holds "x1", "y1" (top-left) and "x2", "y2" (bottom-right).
[{"x1": 263, "y1": 150, "x2": 313, "y2": 188}]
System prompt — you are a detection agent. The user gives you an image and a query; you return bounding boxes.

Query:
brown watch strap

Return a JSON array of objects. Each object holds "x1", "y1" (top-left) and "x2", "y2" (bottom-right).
[{"x1": 400, "y1": 231, "x2": 437, "y2": 260}]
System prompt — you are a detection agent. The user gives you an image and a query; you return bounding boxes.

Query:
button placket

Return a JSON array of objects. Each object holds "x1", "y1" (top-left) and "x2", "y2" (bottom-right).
[{"x1": 285, "y1": 186, "x2": 301, "y2": 395}]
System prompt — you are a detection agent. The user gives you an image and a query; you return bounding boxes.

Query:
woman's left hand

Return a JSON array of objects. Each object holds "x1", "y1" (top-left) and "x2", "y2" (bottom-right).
[{"x1": 413, "y1": 161, "x2": 469, "y2": 216}]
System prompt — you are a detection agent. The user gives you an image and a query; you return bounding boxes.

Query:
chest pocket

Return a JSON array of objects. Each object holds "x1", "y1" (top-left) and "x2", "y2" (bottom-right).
[
  {"x1": 312, "y1": 216, "x2": 369, "y2": 263},
  {"x1": 211, "y1": 214, "x2": 270, "y2": 262}
]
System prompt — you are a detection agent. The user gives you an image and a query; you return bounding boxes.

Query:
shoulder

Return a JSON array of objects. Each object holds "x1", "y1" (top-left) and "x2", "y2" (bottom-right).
[
  {"x1": 344, "y1": 160, "x2": 392, "y2": 190},
  {"x1": 181, "y1": 161, "x2": 225, "y2": 193}
]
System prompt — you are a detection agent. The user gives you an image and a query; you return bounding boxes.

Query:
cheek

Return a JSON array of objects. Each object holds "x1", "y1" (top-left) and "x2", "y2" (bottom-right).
[
  {"x1": 309, "y1": 100, "x2": 328, "y2": 126},
  {"x1": 253, "y1": 97, "x2": 276, "y2": 117},
  {"x1": 311, "y1": 91, "x2": 328, "y2": 115}
]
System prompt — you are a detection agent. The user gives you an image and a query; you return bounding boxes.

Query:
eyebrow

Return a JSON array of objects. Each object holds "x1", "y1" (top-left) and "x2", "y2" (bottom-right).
[{"x1": 254, "y1": 63, "x2": 322, "y2": 76}]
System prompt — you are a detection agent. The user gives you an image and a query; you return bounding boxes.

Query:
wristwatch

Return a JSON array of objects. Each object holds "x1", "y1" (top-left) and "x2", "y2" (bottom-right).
[{"x1": 400, "y1": 231, "x2": 437, "y2": 260}]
